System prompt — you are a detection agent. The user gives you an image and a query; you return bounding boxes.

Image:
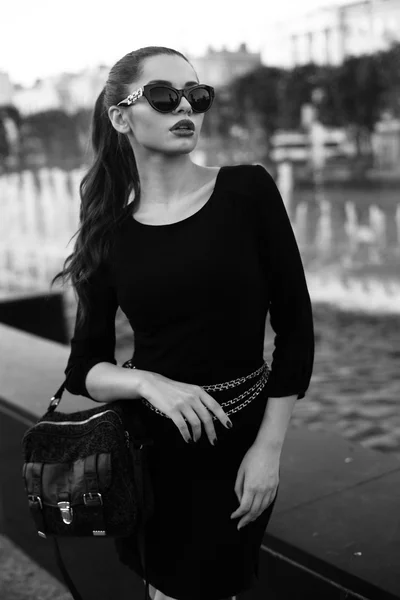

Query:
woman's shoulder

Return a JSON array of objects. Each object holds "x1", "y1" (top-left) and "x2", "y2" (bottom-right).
[
  {"x1": 218, "y1": 162, "x2": 273, "y2": 194},
  {"x1": 221, "y1": 162, "x2": 271, "y2": 178},
  {"x1": 220, "y1": 162, "x2": 259, "y2": 174}
]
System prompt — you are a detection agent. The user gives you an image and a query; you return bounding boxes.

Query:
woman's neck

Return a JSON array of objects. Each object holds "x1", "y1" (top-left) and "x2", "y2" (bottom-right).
[
  {"x1": 130, "y1": 163, "x2": 220, "y2": 223},
  {"x1": 135, "y1": 159, "x2": 201, "y2": 207}
]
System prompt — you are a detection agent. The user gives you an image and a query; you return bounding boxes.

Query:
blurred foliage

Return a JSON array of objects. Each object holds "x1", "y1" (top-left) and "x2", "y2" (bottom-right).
[
  {"x1": 0, "y1": 120, "x2": 8, "y2": 160},
  {"x1": 0, "y1": 105, "x2": 94, "y2": 172},
  {"x1": 25, "y1": 110, "x2": 81, "y2": 158},
  {"x1": 1, "y1": 42, "x2": 400, "y2": 171},
  {"x1": 0, "y1": 105, "x2": 22, "y2": 164},
  {"x1": 227, "y1": 42, "x2": 400, "y2": 162}
]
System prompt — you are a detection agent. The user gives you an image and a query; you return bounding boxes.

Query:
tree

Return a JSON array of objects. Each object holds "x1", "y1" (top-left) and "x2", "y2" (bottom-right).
[
  {"x1": 279, "y1": 63, "x2": 322, "y2": 129},
  {"x1": 332, "y1": 54, "x2": 387, "y2": 158},
  {"x1": 0, "y1": 117, "x2": 9, "y2": 163},
  {"x1": 227, "y1": 65, "x2": 287, "y2": 160},
  {"x1": 0, "y1": 105, "x2": 23, "y2": 171},
  {"x1": 71, "y1": 107, "x2": 94, "y2": 161},
  {"x1": 23, "y1": 109, "x2": 83, "y2": 167},
  {"x1": 375, "y1": 42, "x2": 400, "y2": 118},
  {"x1": 229, "y1": 65, "x2": 283, "y2": 131}
]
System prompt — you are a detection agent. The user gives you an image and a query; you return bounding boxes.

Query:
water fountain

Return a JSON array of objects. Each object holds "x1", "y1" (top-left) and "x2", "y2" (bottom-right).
[{"x1": 276, "y1": 133, "x2": 400, "y2": 316}]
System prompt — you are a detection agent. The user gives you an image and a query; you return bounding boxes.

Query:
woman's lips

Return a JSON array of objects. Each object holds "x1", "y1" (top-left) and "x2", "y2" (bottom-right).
[{"x1": 170, "y1": 129, "x2": 195, "y2": 136}]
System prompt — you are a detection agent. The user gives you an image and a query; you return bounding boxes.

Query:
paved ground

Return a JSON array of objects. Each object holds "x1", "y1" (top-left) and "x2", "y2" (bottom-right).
[{"x1": 0, "y1": 534, "x2": 72, "y2": 600}]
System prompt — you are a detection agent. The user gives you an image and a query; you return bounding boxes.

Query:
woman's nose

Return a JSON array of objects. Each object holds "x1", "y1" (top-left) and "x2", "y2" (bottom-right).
[{"x1": 174, "y1": 95, "x2": 192, "y2": 113}]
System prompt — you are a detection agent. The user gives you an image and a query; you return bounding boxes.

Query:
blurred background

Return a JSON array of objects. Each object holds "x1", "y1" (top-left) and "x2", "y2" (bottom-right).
[{"x1": 1, "y1": 0, "x2": 400, "y2": 457}]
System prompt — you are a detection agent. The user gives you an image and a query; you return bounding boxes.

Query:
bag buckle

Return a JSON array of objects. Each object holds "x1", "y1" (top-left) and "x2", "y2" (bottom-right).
[
  {"x1": 28, "y1": 494, "x2": 43, "y2": 510},
  {"x1": 83, "y1": 492, "x2": 103, "y2": 507},
  {"x1": 58, "y1": 501, "x2": 73, "y2": 525},
  {"x1": 48, "y1": 395, "x2": 60, "y2": 410}
]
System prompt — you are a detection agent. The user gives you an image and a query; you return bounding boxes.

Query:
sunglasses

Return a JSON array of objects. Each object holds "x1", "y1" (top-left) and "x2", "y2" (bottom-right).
[{"x1": 117, "y1": 83, "x2": 215, "y2": 114}]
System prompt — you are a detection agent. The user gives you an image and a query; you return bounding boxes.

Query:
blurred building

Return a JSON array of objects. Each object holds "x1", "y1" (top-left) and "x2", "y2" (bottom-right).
[
  {"x1": 263, "y1": 0, "x2": 400, "y2": 67},
  {"x1": 7, "y1": 46, "x2": 260, "y2": 117},
  {"x1": 12, "y1": 78, "x2": 62, "y2": 115},
  {"x1": 0, "y1": 71, "x2": 13, "y2": 106},
  {"x1": 189, "y1": 43, "x2": 262, "y2": 87},
  {"x1": 11, "y1": 65, "x2": 109, "y2": 116},
  {"x1": 54, "y1": 65, "x2": 109, "y2": 114}
]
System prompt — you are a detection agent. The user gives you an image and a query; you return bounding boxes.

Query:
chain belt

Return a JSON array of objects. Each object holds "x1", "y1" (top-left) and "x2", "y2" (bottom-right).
[{"x1": 122, "y1": 359, "x2": 271, "y2": 419}]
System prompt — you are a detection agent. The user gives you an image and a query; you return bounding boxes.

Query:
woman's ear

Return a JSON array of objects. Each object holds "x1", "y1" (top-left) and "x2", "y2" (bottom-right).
[{"x1": 108, "y1": 106, "x2": 131, "y2": 134}]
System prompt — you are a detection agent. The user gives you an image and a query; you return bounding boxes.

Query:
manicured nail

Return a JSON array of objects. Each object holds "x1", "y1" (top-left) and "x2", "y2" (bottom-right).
[
  {"x1": 212, "y1": 437, "x2": 218, "y2": 446},
  {"x1": 226, "y1": 421, "x2": 233, "y2": 429}
]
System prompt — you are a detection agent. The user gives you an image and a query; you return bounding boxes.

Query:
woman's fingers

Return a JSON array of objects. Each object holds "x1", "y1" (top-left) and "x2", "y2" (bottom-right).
[
  {"x1": 183, "y1": 402, "x2": 216, "y2": 444},
  {"x1": 197, "y1": 387, "x2": 233, "y2": 429},
  {"x1": 184, "y1": 387, "x2": 233, "y2": 444},
  {"x1": 138, "y1": 372, "x2": 233, "y2": 445},
  {"x1": 168, "y1": 410, "x2": 196, "y2": 444},
  {"x1": 171, "y1": 400, "x2": 227, "y2": 445}
]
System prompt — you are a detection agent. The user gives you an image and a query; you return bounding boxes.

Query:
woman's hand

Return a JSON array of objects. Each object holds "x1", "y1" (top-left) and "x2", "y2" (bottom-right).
[
  {"x1": 138, "y1": 370, "x2": 233, "y2": 445},
  {"x1": 230, "y1": 443, "x2": 280, "y2": 530}
]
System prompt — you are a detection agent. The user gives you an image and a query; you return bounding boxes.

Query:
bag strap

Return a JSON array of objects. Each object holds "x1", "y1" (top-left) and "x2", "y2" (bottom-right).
[
  {"x1": 47, "y1": 356, "x2": 132, "y2": 414},
  {"x1": 46, "y1": 379, "x2": 68, "y2": 413},
  {"x1": 48, "y1": 357, "x2": 134, "y2": 414},
  {"x1": 52, "y1": 538, "x2": 84, "y2": 600}
]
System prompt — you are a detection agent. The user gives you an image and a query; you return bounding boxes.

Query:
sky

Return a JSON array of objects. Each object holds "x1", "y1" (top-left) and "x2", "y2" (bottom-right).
[{"x1": 1, "y1": 0, "x2": 349, "y2": 87}]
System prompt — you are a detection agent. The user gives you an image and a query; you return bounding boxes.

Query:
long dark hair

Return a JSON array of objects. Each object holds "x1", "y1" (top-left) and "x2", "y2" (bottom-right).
[{"x1": 51, "y1": 46, "x2": 193, "y2": 330}]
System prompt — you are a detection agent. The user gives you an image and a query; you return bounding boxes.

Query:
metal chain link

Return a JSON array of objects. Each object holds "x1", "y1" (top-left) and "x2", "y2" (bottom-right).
[
  {"x1": 214, "y1": 368, "x2": 269, "y2": 408},
  {"x1": 122, "y1": 359, "x2": 271, "y2": 420},
  {"x1": 201, "y1": 361, "x2": 269, "y2": 391}
]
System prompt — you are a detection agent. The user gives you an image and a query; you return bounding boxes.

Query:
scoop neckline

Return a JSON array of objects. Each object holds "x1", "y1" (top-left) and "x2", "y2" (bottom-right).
[{"x1": 129, "y1": 166, "x2": 226, "y2": 228}]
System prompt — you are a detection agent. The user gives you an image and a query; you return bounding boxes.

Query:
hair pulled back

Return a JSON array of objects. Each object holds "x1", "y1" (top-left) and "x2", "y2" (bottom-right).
[{"x1": 51, "y1": 46, "x2": 192, "y2": 330}]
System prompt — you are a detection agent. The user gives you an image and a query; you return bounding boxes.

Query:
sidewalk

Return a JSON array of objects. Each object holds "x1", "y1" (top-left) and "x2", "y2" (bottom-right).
[{"x1": 0, "y1": 534, "x2": 72, "y2": 600}]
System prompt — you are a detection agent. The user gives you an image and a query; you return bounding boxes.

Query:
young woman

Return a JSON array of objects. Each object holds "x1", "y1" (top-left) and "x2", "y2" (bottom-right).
[{"x1": 54, "y1": 46, "x2": 314, "y2": 600}]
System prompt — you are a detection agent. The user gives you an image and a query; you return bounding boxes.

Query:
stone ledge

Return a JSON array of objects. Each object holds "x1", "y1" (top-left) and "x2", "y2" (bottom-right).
[
  {"x1": 0, "y1": 534, "x2": 72, "y2": 600},
  {"x1": 2, "y1": 323, "x2": 400, "y2": 600}
]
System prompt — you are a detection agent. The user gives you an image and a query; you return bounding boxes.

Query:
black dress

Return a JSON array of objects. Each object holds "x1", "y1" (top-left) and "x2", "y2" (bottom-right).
[{"x1": 64, "y1": 164, "x2": 315, "y2": 600}]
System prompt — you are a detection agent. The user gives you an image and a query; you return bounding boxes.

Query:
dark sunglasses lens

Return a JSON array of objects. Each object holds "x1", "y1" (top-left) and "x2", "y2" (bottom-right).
[
  {"x1": 188, "y1": 87, "x2": 212, "y2": 112},
  {"x1": 149, "y1": 87, "x2": 179, "y2": 112}
]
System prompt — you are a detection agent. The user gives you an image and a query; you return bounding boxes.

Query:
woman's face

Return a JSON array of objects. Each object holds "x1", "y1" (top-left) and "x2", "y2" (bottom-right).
[{"x1": 117, "y1": 54, "x2": 206, "y2": 156}]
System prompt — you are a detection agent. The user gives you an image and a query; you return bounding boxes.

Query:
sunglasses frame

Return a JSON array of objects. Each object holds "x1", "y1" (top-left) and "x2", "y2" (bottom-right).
[{"x1": 117, "y1": 83, "x2": 215, "y2": 113}]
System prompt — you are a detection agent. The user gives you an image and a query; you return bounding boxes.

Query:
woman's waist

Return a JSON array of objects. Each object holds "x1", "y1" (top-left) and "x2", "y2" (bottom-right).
[
  {"x1": 126, "y1": 352, "x2": 268, "y2": 386},
  {"x1": 122, "y1": 357, "x2": 271, "y2": 418}
]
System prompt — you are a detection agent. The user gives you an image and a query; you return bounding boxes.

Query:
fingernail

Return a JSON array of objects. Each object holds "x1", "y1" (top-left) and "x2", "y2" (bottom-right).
[
  {"x1": 212, "y1": 437, "x2": 218, "y2": 446},
  {"x1": 226, "y1": 420, "x2": 233, "y2": 429}
]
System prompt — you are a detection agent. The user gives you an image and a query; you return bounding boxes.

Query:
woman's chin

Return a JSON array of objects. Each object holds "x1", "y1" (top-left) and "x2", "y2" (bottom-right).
[{"x1": 165, "y1": 142, "x2": 197, "y2": 156}]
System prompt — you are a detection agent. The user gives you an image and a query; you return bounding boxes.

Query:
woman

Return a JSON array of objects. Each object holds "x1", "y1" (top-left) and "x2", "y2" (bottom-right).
[{"x1": 54, "y1": 46, "x2": 314, "y2": 600}]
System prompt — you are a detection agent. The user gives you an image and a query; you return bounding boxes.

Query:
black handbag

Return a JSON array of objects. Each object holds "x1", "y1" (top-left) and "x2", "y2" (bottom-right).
[{"x1": 21, "y1": 360, "x2": 155, "y2": 600}]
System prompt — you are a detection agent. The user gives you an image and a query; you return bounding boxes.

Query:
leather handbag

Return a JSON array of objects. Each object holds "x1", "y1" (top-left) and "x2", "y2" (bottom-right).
[{"x1": 21, "y1": 360, "x2": 155, "y2": 600}]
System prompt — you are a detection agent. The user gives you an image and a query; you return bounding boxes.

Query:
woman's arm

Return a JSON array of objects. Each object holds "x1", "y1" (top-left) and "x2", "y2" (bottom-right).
[
  {"x1": 84, "y1": 362, "x2": 148, "y2": 403},
  {"x1": 253, "y1": 395, "x2": 297, "y2": 455},
  {"x1": 251, "y1": 165, "x2": 314, "y2": 450},
  {"x1": 64, "y1": 261, "x2": 146, "y2": 403},
  {"x1": 254, "y1": 164, "x2": 315, "y2": 401}
]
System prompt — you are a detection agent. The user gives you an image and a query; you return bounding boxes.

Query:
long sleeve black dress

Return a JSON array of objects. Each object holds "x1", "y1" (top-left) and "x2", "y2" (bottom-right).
[{"x1": 64, "y1": 164, "x2": 314, "y2": 600}]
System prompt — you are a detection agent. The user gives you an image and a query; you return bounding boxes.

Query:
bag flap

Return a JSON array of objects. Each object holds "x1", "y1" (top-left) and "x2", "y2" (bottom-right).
[{"x1": 23, "y1": 454, "x2": 112, "y2": 505}]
